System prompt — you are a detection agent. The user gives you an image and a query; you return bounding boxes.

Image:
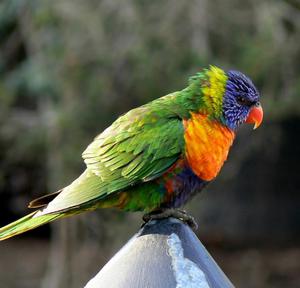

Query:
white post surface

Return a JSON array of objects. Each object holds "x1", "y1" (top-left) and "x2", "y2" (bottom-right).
[{"x1": 85, "y1": 218, "x2": 235, "y2": 288}]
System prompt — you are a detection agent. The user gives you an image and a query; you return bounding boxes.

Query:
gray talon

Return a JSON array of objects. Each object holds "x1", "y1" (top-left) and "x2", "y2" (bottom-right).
[{"x1": 142, "y1": 208, "x2": 198, "y2": 230}]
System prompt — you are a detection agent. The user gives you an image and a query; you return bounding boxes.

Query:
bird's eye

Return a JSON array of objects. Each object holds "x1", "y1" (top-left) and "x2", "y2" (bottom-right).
[
  {"x1": 237, "y1": 96, "x2": 246, "y2": 105},
  {"x1": 237, "y1": 96, "x2": 253, "y2": 106}
]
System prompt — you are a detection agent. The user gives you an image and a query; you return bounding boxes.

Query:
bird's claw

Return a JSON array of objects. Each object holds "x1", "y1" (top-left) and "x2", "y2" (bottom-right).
[{"x1": 142, "y1": 208, "x2": 198, "y2": 230}]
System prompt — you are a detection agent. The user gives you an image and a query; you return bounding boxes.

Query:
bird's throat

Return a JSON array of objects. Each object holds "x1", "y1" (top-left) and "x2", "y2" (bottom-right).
[{"x1": 183, "y1": 113, "x2": 235, "y2": 181}]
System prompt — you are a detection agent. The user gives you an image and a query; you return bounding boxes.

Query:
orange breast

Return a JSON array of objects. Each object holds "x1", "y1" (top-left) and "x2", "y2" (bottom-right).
[{"x1": 183, "y1": 113, "x2": 235, "y2": 181}]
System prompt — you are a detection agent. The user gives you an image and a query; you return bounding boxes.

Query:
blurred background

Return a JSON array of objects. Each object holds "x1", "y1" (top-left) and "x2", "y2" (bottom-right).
[{"x1": 0, "y1": 0, "x2": 299, "y2": 287}]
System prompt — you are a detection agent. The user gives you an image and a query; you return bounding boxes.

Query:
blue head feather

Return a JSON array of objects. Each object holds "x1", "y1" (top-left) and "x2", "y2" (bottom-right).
[{"x1": 223, "y1": 70, "x2": 260, "y2": 130}]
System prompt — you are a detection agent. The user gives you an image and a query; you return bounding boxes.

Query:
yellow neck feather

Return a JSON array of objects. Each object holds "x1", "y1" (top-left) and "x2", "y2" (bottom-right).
[{"x1": 201, "y1": 66, "x2": 227, "y2": 119}]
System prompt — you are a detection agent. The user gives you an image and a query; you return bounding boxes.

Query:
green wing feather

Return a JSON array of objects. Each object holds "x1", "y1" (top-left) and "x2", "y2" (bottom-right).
[
  {"x1": 0, "y1": 212, "x2": 63, "y2": 240},
  {"x1": 38, "y1": 98, "x2": 185, "y2": 215}
]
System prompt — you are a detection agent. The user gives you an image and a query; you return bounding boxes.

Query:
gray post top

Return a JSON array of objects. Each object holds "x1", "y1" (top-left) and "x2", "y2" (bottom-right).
[{"x1": 85, "y1": 217, "x2": 235, "y2": 288}]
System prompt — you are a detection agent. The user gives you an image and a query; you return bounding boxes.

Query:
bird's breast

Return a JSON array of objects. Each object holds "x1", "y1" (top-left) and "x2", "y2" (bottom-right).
[{"x1": 183, "y1": 113, "x2": 235, "y2": 181}]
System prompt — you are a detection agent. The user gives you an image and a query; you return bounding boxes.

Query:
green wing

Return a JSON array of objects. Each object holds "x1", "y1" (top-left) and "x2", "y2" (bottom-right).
[
  {"x1": 84, "y1": 106, "x2": 184, "y2": 184},
  {"x1": 38, "y1": 102, "x2": 185, "y2": 215}
]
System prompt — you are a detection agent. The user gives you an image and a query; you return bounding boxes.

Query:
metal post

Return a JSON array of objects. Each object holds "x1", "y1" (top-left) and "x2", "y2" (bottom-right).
[{"x1": 85, "y1": 217, "x2": 235, "y2": 288}]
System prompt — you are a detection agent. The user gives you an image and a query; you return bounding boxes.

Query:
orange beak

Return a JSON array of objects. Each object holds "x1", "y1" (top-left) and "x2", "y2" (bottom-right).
[{"x1": 246, "y1": 104, "x2": 263, "y2": 129}]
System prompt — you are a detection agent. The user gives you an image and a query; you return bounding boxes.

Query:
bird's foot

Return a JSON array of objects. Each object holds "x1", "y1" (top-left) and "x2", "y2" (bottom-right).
[{"x1": 142, "y1": 208, "x2": 198, "y2": 230}]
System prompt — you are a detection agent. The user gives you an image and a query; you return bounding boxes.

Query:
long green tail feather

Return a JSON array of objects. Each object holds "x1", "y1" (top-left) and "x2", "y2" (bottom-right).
[{"x1": 0, "y1": 212, "x2": 63, "y2": 241}]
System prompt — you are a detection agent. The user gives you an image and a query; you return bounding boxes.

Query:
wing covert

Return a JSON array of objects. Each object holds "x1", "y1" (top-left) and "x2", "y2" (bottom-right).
[{"x1": 82, "y1": 107, "x2": 184, "y2": 192}]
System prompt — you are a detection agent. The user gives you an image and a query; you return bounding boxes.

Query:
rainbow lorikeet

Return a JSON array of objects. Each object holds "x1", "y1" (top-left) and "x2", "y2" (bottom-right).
[{"x1": 0, "y1": 66, "x2": 263, "y2": 240}]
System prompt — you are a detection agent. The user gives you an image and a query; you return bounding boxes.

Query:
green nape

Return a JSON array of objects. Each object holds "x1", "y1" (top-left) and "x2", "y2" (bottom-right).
[{"x1": 164, "y1": 65, "x2": 227, "y2": 120}]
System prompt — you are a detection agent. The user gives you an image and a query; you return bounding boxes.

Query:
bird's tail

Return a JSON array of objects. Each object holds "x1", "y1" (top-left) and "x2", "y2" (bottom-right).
[{"x1": 0, "y1": 211, "x2": 63, "y2": 241}]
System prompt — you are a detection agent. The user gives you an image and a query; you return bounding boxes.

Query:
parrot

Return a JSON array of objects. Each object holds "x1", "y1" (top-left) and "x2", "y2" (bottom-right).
[{"x1": 0, "y1": 66, "x2": 263, "y2": 240}]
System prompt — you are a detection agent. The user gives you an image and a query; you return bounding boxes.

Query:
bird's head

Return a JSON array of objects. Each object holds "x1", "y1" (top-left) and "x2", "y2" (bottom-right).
[
  {"x1": 223, "y1": 69, "x2": 263, "y2": 130},
  {"x1": 192, "y1": 66, "x2": 263, "y2": 130}
]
